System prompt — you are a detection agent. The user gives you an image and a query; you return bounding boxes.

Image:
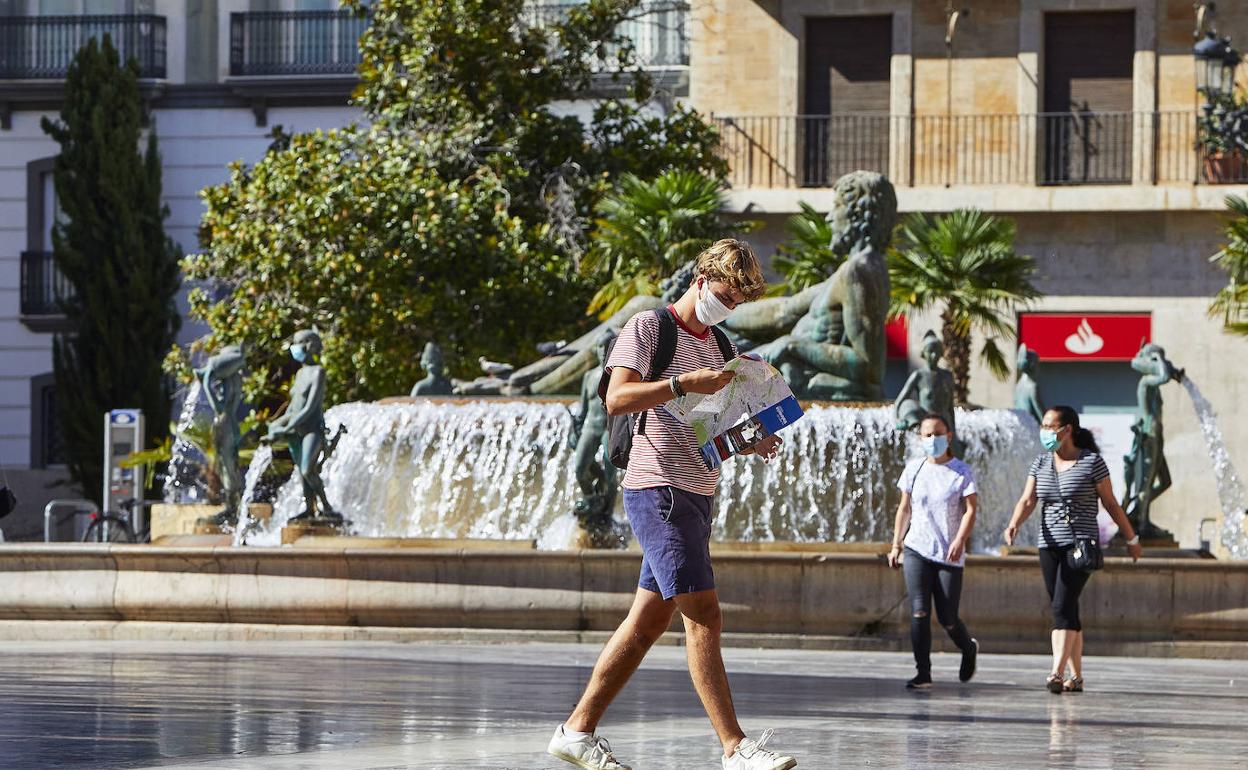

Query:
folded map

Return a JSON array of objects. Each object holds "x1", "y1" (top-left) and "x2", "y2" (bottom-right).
[{"x1": 661, "y1": 356, "x2": 805, "y2": 469}]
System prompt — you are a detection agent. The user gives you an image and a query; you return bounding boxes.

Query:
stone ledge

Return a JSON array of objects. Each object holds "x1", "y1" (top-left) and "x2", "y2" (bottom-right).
[
  {"x1": 0, "y1": 546, "x2": 1241, "y2": 649},
  {"x1": 725, "y1": 183, "x2": 1248, "y2": 214}
]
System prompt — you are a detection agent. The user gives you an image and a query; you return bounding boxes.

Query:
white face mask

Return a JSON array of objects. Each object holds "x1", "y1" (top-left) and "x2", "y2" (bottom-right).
[{"x1": 695, "y1": 280, "x2": 734, "y2": 326}]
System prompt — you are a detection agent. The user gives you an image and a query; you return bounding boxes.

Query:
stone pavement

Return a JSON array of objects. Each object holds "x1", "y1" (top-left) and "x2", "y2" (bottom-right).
[{"x1": 2, "y1": 640, "x2": 1245, "y2": 769}]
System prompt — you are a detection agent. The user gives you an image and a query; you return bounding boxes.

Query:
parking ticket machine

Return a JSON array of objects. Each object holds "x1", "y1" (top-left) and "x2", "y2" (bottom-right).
[{"x1": 103, "y1": 409, "x2": 144, "y2": 529}]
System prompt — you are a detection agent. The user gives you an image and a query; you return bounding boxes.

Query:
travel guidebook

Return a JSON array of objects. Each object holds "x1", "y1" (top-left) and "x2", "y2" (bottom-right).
[{"x1": 661, "y1": 355, "x2": 805, "y2": 469}]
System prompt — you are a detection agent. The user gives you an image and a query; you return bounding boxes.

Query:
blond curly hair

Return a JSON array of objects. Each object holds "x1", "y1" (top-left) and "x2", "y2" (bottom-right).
[{"x1": 695, "y1": 238, "x2": 766, "y2": 301}]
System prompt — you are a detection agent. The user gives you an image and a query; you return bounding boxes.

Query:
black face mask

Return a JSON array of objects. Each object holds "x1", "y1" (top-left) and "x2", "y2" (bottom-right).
[{"x1": 0, "y1": 486, "x2": 15, "y2": 519}]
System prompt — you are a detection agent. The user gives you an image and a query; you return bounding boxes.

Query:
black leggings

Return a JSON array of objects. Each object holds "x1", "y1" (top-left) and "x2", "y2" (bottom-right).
[
  {"x1": 903, "y1": 548, "x2": 975, "y2": 674},
  {"x1": 1039, "y1": 546, "x2": 1092, "y2": 631}
]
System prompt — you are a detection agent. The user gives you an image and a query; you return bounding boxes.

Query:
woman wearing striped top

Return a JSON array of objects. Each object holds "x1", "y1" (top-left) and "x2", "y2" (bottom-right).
[{"x1": 1004, "y1": 406, "x2": 1142, "y2": 694}]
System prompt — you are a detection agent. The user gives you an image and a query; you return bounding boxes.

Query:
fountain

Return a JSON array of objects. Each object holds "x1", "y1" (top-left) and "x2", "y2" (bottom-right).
[
  {"x1": 228, "y1": 399, "x2": 1039, "y2": 554},
  {"x1": 1182, "y1": 378, "x2": 1248, "y2": 558},
  {"x1": 159, "y1": 169, "x2": 1046, "y2": 552}
]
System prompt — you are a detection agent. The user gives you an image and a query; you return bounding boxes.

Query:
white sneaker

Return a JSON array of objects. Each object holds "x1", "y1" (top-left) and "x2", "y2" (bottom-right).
[
  {"x1": 547, "y1": 724, "x2": 633, "y2": 770},
  {"x1": 723, "y1": 729, "x2": 797, "y2": 770}
]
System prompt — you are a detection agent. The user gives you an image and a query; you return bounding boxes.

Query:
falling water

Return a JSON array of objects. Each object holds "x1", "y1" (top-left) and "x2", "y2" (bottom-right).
[
  {"x1": 163, "y1": 381, "x2": 208, "y2": 503},
  {"x1": 1182, "y1": 379, "x2": 1248, "y2": 558},
  {"x1": 232, "y1": 444, "x2": 274, "y2": 546},
  {"x1": 235, "y1": 399, "x2": 1040, "y2": 551}
]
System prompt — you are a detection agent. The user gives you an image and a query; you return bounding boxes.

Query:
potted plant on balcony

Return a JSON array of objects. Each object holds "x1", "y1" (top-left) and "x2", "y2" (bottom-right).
[{"x1": 1197, "y1": 90, "x2": 1248, "y2": 183}]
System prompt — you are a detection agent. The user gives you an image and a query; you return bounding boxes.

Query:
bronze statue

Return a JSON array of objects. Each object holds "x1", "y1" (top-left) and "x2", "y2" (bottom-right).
[
  {"x1": 893, "y1": 330, "x2": 956, "y2": 435},
  {"x1": 569, "y1": 329, "x2": 620, "y2": 547},
  {"x1": 1121, "y1": 342, "x2": 1182, "y2": 541},
  {"x1": 196, "y1": 344, "x2": 245, "y2": 527},
  {"x1": 1014, "y1": 343, "x2": 1045, "y2": 424},
  {"x1": 721, "y1": 171, "x2": 897, "y2": 401},
  {"x1": 263, "y1": 329, "x2": 342, "y2": 524},
  {"x1": 410, "y1": 342, "x2": 453, "y2": 397}
]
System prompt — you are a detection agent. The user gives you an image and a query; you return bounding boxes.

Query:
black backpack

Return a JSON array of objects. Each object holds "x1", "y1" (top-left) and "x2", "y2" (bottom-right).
[{"x1": 596, "y1": 308, "x2": 734, "y2": 470}]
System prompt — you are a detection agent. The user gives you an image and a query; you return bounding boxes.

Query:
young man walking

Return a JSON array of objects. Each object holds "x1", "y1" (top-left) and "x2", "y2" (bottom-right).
[{"x1": 548, "y1": 239, "x2": 798, "y2": 770}]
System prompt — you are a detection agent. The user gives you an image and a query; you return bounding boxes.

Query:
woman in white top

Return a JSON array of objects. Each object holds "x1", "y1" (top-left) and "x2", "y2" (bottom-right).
[{"x1": 888, "y1": 413, "x2": 980, "y2": 689}]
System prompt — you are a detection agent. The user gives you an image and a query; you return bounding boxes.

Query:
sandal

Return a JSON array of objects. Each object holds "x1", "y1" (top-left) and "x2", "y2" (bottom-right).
[
  {"x1": 1063, "y1": 676, "x2": 1083, "y2": 693},
  {"x1": 1046, "y1": 674, "x2": 1064, "y2": 694}
]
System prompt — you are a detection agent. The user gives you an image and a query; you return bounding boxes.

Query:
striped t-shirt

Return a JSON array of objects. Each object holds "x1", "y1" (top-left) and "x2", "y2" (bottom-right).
[
  {"x1": 1029, "y1": 450, "x2": 1110, "y2": 548},
  {"x1": 605, "y1": 307, "x2": 736, "y2": 496}
]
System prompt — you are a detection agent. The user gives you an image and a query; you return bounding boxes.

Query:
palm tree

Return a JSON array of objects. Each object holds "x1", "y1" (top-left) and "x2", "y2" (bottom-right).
[
  {"x1": 889, "y1": 209, "x2": 1041, "y2": 404},
  {"x1": 773, "y1": 202, "x2": 842, "y2": 293},
  {"x1": 1211, "y1": 195, "x2": 1248, "y2": 336},
  {"x1": 583, "y1": 170, "x2": 746, "y2": 319}
]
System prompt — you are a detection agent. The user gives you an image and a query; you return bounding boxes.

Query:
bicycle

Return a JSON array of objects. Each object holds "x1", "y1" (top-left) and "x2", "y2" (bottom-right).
[{"x1": 81, "y1": 498, "x2": 149, "y2": 543}]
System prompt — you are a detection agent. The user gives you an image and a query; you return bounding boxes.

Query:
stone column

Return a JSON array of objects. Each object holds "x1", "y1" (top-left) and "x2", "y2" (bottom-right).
[{"x1": 888, "y1": 9, "x2": 913, "y2": 186}]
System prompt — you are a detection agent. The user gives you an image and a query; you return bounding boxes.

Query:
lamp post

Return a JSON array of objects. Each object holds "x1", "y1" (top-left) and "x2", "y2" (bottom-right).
[
  {"x1": 943, "y1": 1, "x2": 969, "y2": 187},
  {"x1": 1194, "y1": 14, "x2": 1245, "y2": 182},
  {"x1": 1195, "y1": 31, "x2": 1241, "y2": 104}
]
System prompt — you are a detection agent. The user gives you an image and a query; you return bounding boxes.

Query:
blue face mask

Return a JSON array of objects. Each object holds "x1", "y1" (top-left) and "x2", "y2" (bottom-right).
[
  {"x1": 922, "y1": 434, "x2": 949, "y2": 457},
  {"x1": 1039, "y1": 429, "x2": 1060, "y2": 451},
  {"x1": 290, "y1": 343, "x2": 307, "y2": 363}
]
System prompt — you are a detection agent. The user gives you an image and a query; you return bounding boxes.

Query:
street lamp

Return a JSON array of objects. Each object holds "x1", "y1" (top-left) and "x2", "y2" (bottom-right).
[{"x1": 1195, "y1": 31, "x2": 1241, "y2": 102}]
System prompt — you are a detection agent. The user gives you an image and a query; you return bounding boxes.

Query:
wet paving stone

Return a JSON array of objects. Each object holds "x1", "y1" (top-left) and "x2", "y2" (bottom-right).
[{"x1": 0, "y1": 640, "x2": 1244, "y2": 769}]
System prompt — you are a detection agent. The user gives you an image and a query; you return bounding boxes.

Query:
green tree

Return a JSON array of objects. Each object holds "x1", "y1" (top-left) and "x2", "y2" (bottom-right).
[
  {"x1": 1211, "y1": 195, "x2": 1248, "y2": 336},
  {"x1": 889, "y1": 209, "x2": 1040, "y2": 404},
  {"x1": 42, "y1": 36, "x2": 181, "y2": 503},
  {"x1": 180, "y1": 0, "x2": 729, "y2": 406},
  {"x1": 773, "y1": 202, "x2": 840, "y2": 293},
  {"x1": 584, "y1": 170, "x2": 744, "y2": 319}
]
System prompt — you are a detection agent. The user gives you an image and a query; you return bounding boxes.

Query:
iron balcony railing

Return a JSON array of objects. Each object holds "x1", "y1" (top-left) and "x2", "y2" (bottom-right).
[
  {"x1": 522, "y1": 1, "x2": 688, "y2": 69},
  {"x1": 0, "y1": 15, "x2": 166, "y2": 79},
  {"x1": 714, "y1": 111, "x2": 1236, "y2": 188},
  {"x1": 229, "y1": 10, "x2": 368, "y2": 77},
  {"x1": 20, "y1": 252, "x2": 72, "y2": 317}
]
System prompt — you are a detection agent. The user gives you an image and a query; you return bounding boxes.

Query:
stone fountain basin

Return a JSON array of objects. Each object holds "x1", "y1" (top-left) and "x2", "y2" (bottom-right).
[{"x1": 0, "y1": 544, "x2": 1243, "y2": 657}]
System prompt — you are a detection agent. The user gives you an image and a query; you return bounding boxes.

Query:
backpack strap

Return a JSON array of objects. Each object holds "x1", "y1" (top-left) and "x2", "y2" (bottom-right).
[
  {"x1": 709, "y1": 325, "x2": 734, "y2": 365},
  {"x1": 638, "y1": 308, "x2": 679, "y2": 435},
  {"x1": 648, "y1": 307, "x2": 678, "y2": 380}
]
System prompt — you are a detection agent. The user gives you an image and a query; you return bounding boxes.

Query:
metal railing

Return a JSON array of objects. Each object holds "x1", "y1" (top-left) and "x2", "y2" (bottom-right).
[
  {"x1": 523, "y1": 1, "x2": 688, "y2": 69},
  {"x1": 20, "y1": 251, "x2": 72, "y2": 317},
  {"x1": 229, "y1": 10, "x2": 367, "y2": 77},
  {"x1": 714, "y1": 111, "x2": 1241, "y2": 188},
  {"x1": 0, "y1": 15, "x2": 166, "y2": 79}
]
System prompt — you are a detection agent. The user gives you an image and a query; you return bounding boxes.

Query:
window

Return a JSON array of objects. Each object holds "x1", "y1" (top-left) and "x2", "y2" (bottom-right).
[
  {"x1": 30, "y1": 373, "x2": 65, "y2": 468},
  {"x1": 1042, "y1": 11, "x2": 1135, "y2": 185},
  {"x1": 802, "y1": 15, "x2": 893, "y2": 186},
  {"x1": 24, "y1": 157, "x2": 71, "y2": 321}
]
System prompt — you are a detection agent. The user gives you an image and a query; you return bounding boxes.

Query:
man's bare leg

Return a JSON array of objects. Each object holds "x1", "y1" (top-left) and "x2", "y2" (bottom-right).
[
  {"x1": 674, "y1": 589, "x2": 746, "y2": 756},
  {"x1": 566, "y1": 588, "x2": 675, "y2": 733}
]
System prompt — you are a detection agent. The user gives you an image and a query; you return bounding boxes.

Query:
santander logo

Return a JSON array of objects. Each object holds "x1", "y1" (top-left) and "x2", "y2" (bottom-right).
[{"x1": 1064, "y1": 318, "x2": 1105, "y2": 355}]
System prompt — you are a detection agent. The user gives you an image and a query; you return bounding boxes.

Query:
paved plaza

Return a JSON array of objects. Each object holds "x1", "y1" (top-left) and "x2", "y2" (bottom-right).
[{"x1": 1, "y1": 639, "x2": 1245, "y2": 769}]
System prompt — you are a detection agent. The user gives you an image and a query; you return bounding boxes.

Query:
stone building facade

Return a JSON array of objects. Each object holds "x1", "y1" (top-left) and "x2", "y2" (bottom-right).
[{"x1": 693, "y1": 0, "x2": 1248, "y2": 552}]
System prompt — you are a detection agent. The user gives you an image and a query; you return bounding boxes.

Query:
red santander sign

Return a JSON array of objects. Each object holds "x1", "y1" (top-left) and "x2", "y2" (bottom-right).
[{"x1": 1018, "y1": 313, "x2": 1151, "y2": 362}]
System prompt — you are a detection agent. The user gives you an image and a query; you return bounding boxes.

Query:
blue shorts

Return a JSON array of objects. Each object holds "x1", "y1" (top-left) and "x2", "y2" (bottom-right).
[{"x1": 625, "y1": 486, "x2": 715, "y2": 600}]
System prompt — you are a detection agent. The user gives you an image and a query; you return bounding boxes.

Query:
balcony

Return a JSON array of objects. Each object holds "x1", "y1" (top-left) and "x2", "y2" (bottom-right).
[
  {"x1": 229, "y1": 10, "x2": 367, "y2": 77},
  {"x1": 522, "y1": 1, "x2": 689, "y2": 71},
  {"x1": 0, "y1": 15, "x2": 166, "y2": 79},
  {"x1": 20, "y1": 251, "x2": 73, "y2": 333},
  {"x1": 714, "y1": 111, "x2": 1237, "y2": 196}
]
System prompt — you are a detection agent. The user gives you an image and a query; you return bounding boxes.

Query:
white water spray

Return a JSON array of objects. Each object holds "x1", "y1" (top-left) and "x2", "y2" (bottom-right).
[
  {"x1": 1182, "y1": 379, "x2": 1248, "y2": 558},
  {"x1": 163, "y1": 380, "x2": 207, "y2": 504},
  {"x1": 232, "y1": 444, "x2": 274, "y2": 546},
  {"x1": 230, "y1": 399, "x2": 1039, "y2": 551}
]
